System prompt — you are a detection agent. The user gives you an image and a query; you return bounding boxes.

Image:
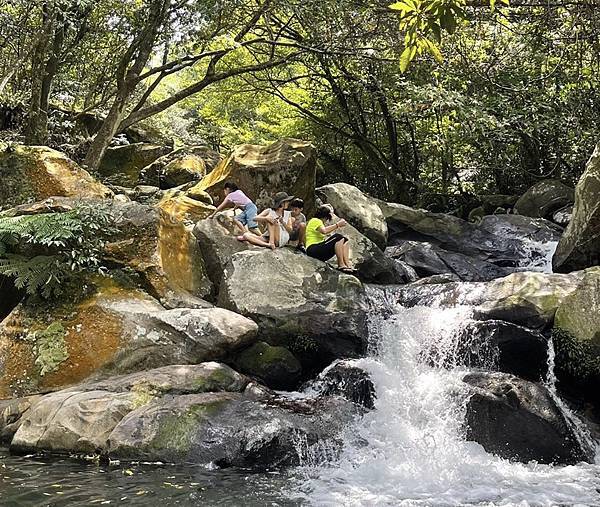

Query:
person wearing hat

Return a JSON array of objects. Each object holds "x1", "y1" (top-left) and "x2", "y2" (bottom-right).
[{"x1": 238, "y1": 192, "x2": 294, "y2": 249}]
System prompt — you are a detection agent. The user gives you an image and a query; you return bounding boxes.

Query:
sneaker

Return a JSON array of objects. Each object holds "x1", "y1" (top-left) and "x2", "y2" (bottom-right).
[{"x1": 296, "y1": 245, "x2": 306, "y2": 254}]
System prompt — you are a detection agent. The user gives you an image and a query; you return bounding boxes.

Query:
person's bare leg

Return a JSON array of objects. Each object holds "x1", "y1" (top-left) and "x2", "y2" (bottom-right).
[
  {"x1": 342, "y1": 241, "x2": 352, "y2": 267},
  {"x1": 233, "y1": 218, "x2": 246, "y2": 234},
  {"x1": 334, "y1": 239, "x2": 347, "y2": 268},
  {"x1": 270, "y1": 223, "x2": 280, "y2": 250},
  {"x1": 298, "y1": 223, "x2": 306, "y2": 246},
  {"x1": 243, "y1": 232, "x2": 272, "y2": 248}
]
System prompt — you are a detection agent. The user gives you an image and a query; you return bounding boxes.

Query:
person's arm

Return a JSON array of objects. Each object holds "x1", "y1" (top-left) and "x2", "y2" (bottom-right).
[
  {"x1": 255, "y1": 209, "x2": 276, "y2": 225},
  {"x1": 317, "y1": 219, "x2": 347, "y2": 235},
  {"x1": 208, "y1": 197, "x2": 232, "y2": 218}
]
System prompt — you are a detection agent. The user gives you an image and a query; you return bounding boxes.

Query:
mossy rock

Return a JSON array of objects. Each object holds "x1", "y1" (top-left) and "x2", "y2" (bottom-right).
[
  {"x1": 99, "y1": 143, "x2": 171, "y2": 187},
  {"x1": 233, "y1": 342, "x2": 302, "y2": 390},
  {"x1": 0, "y1": 144, "x2": 112, "y2": 210},
  {"x1": 553, "y1": 269, "x2": 600, "y2": 382}
]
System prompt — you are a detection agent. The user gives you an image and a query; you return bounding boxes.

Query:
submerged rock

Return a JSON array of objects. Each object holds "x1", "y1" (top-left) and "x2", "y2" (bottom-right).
[
  {"x1": 189, "y1": 138, "x2": 317, "y2": 213},
  {"x1": 463, "y1": 372, "x2": 595, "y2": 465},
  {"x1": 218, "y1": 249, "x2": 368, "y2": 360},
  {"x1": 233, "y1": 342, "x2": 302, "y2": 390},
  {"x1": 553, "y1": 144, "x2": 600, "y2": 272},
  {"x1": 514, "y1": 179, "x2": 574, "y2": 219},
  {"x1": 0, "y1": 145, "x2": 112, "y2": 210},
  {"x1": 316, "y1": 183, "x2": 388, "y2": 249}
]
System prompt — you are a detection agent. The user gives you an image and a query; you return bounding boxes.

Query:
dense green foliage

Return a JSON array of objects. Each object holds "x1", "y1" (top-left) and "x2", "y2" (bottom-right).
[
  {"x1": 0, "y1": 203, "x2": 116, "y2": 297},
  {"x1": 0, "y1": 0, "x2": 598, "y2": 206}
]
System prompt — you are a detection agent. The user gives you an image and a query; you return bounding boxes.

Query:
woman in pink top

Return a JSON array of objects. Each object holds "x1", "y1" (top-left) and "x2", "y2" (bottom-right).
[{"x1": 208, "y1": 182, "x2": 258, "y2": 233}]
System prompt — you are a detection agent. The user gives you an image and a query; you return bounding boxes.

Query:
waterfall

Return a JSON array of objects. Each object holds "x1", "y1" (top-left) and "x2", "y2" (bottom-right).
[{"x1": 294, "y1": 284, "x2": 600, "y2": 506}]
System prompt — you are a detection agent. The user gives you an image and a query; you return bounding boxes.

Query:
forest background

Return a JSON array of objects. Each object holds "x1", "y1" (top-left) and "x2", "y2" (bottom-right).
[{"x1": 0, "y1": 0, "x2": 598, "y2": 213}]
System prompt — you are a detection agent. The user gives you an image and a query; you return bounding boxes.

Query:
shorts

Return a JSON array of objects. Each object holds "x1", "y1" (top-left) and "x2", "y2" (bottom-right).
[
  {"x1": 306, "y1": 234, "x2": 348, "y2": 262},
  {"x1": 237, "y1": 203, "x2": 258, "y2": 229}
]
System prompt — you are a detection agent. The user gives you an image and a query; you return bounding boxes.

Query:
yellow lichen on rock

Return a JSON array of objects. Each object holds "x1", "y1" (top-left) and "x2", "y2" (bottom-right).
[
  {"x1": 0, "y1": 145, "x2": 112, "y2": 209},
  {"x1": 157, "y1": 192, "x2": 214, "y2": 300}
]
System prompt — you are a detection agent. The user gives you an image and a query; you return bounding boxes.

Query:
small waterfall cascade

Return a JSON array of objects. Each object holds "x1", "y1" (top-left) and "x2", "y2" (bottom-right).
[{"x1": 295, "y1": 283, "x2": 600, "y2": 506}]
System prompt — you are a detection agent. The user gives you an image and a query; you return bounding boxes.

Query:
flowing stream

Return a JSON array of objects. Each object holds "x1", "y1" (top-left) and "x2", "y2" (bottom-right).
[
  {"x1": 2, "y1": 242, "x2": 600, "y2": 505},
  {"x1": 292, "y1": 290, "x2": 600, "y2": 506}
]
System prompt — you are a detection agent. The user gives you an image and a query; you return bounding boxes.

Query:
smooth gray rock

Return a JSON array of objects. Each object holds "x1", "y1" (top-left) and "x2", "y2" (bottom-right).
[
  {"x1": 218, "y1": 249, "x2": 368, "y2": 359},
  {"x1": 316, "y1": 183, "x2": 388, "y2": 249}
]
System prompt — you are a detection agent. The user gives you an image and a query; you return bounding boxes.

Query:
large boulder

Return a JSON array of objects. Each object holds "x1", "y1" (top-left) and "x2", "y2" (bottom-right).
[
  {"x1": 233, "y1": 342, "x2": 302, "y2": 390},
  {"x1": 7, "y1": 196, "x2": 214, "y2": 305},
  {"x1": 463, "y1": 372, "x2": 595, "y2": 464},
  {"x1": 316, "y1": 183, "x2": 388, "y2": 249},
  {"x1": 10, "y1": 362, "x2": 249, "y2": 454},
  {"x1": 107, "y1": 392, "x2": 358, "y2": 467},
  {"x1": 9, "y1": 363, "x2": 360, "y2": 469},
  {"x1": 0, "y1": 276, "x2": 257, "y2": 397},
  {"x1": 98, "y1": 143, "x2": 171, "y2": 187},
  {"x1": 218, "y1": 249, "x2": 368, "y2": 360},
  {"x1": 552, "y1": 268, "x2": 600, "y2": 388},
  {"x1": 553, "y1": 144, "x2": 600, "y2": 272},
  {"x1": 396, "y1": 270, "x2": 590, "y2": 329},
  {"x1": 0, "y1": 144, "x2": 112, "y2": 210},
  {"x1": 138, "y1": 146, "x2": 222, "y2": 189},
  {"x1": 188, "y1": 139, "x2": 317, "y2": 213},
  {"x1": 514, "y1": 179, "x2": 575, "y2": 219}
]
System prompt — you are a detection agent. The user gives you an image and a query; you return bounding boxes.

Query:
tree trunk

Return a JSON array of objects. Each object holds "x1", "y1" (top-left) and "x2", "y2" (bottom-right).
[{"x1": 24, "y1": 5, "x2": 55, "y2": 145}]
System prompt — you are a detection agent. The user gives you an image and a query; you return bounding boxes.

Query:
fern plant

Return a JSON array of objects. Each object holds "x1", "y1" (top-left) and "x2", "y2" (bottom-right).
[{"x1": 0, "y1": 202, "x2": 118, "y2": 298}]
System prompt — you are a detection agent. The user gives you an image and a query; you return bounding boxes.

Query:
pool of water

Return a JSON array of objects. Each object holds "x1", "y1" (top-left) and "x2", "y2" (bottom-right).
[{"x1": 0, "y1": 451, "x2": 299, "y2": 506}]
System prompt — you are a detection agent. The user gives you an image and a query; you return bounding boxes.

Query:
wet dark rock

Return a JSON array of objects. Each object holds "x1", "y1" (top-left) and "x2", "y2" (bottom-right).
[
  {"x1": 316, "y1": 360, "x2": 376, "y2": 409},
  {"x1": 463, "y1": 372, "x2": 595, "y2": 465},
  {"x1": 452, "y1": 320, "x2": 549, "y2": 381},
  {"x1": 386, "y1": 241, "x2": 509, "y2": 282},
  {"x1": 552, "y1": 205, "x2": 573, "y2": 227},
  {"x1": 379, "y1": 201, "x2": 560, "y2": 270}
]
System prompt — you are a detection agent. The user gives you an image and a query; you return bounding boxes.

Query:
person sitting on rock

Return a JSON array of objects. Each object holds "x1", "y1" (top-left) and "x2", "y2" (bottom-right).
[
  {"x1": 288, "y1": 198, "x2": 307, "y2": 252},
  {"x1": 305, "y1": 205, "x2": 356, "y2": 273},
  {"x1": 208, "y1": 182, "x2": 259, "y2": 234},
  {"x1": 239, "y1": 192, "x2": 294, "y2": 249}
]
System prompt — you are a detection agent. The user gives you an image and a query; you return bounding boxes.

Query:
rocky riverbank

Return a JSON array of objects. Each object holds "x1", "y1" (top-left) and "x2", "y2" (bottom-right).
[{"x1": 1, "y1": 138, "x2": 599, "y2": 467}]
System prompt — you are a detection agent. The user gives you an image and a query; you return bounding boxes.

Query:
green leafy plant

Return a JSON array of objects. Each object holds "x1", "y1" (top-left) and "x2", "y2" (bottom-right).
[
  {"x1": 390, "y1": 0, "x2": 509, "y2": 71},
  {"x1": 0, "y1": 202, "x2": 117, "y2": 298}
]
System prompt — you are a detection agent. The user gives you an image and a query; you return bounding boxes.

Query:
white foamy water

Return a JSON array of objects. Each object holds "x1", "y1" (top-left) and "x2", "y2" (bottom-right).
[{"x1": 293, "y1": 295, "x2": 600, "y2": 506}]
